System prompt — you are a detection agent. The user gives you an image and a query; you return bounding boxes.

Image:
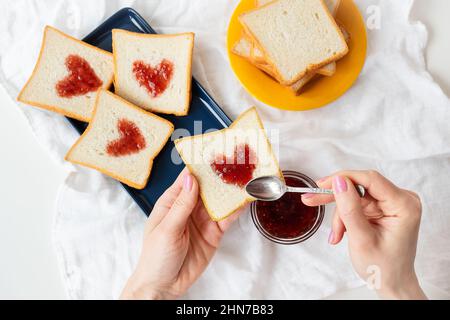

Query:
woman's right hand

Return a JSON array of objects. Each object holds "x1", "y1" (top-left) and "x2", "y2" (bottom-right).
[{"x1": 302, "y1": 170, "x2": 427, "y2": 300}]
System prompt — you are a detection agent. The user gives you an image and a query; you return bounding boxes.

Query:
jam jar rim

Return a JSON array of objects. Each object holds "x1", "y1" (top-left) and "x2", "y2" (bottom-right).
[{"x1": 250, "y1": 170, "x2": 325, "y2": 245}]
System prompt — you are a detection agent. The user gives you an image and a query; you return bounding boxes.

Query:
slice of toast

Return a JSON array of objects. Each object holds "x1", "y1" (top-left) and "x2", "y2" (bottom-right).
[
  {"x1": 233, "y1": 0, "x2": 342, "y2": 91},
  {"x1": 250, "y1": 36, "x2": 337, "y2": 76},
  {"x1": 239, "y1": 0, "x2": 348, "y2": 85},
  {"x1": 252, "y1": 0, "x2": 341, "y2": 77},
  {"x1": 243, "y1": 0, "x2": 343, "y2": 82},
  {"x1": 233, "y1": 37, "x2": 329, "y2": 92},
  {"x1": 291, "y1": 22, "x2": 351, "y2": 94},
  {"x1": 175, "y1": 107, "x2": 282, "y2": 221},
  {"x1": 233, "y1": 0, "x2": 350, "y2": 95},
  {"x1": 65, "y1": 89, "x2": 174, "y2": 189},
  {"x1": 112, "y1": 30, "x2": 194, "y2": 116},
  {"x1": 17, "y1": 26, "x2": 114, "y2": 122}
]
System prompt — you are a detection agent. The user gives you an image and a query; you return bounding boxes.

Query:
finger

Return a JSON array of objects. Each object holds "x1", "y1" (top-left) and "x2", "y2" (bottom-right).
[
  {"x1": 329, "y1": 207, "x2": 346, "y2": 245},
  {"x1": 217, "y1": 206, "x2": 246, "y2": 233},
  {"x1": 160, "y1": 173, "x2": 199, "y2": 234},
  {"x1": 153, "y1": 168, "x2": 189, "y2": 211},
  {"x1": 301, "y1": 179, "x2": 334, "y2": 206},
  {"x1": 332, "y1": 176, "x2": 373, "y2": 242},
  {"x1": 320, "y1": 170, "x2": 404, "y2": 203},
  {"x1": 145, "y1": 168, "x2": 189, "y2": 234},
  {"x1": 301, "y1": 193, "x2": 334, "y2": 207},
  {"x1": 190, "y1": 203, "x2": 246, "y2": 249}
]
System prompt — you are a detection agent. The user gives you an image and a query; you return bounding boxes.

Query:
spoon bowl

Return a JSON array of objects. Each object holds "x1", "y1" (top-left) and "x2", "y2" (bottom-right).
[{"x1": 245, "y1": 176, "x2": 287, "y2": 201}]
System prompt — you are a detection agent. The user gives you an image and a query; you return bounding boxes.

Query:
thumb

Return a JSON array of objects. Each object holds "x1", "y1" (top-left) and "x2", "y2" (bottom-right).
[
  {"x1": 161, "y1": 173, "x2": 199, "y2": 233},
  {"x1": 332, "y1": 176, "x2": 373, "y2": 242}
]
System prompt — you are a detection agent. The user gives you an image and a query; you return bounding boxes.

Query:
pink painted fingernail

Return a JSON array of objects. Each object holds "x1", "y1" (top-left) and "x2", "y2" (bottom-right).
[
  {"x1": 301, "y1": 193, "x2": 316, "y2": 200},
  {"x1": 333, "y1": 176, "x2": 347, "y2": 194},
  {"x1": 328, "y1": 231, "x2": 335, "y2": 244},
  {"x1": 183, "y1": 174, "x2": 193, "y2": 191}
]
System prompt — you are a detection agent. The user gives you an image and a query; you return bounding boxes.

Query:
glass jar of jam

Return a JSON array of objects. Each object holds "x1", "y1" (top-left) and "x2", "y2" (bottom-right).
[{"x1": 251, "y1": 171, "x2": 325, "y2": 245}]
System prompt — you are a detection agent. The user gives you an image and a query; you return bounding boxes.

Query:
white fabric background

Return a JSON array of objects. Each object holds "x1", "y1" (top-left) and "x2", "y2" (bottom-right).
[{"x1": 1, "y1": 0, "x2": 449, "y2": 299}]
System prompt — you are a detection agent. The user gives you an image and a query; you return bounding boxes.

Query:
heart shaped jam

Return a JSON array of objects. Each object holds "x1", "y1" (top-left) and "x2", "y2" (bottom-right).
[
  {"x1": 106, "y1": 119, "x2": 146, "y2": 157},
  {"x1": 56, "y1": 54, "x2": 103, "y2": 98},
  {"x1": 132, "y1": 59, "x2": 174, "y2": 98},
  {"x1": 210, "y1": 144, "x2": 257, "y2": 188}
]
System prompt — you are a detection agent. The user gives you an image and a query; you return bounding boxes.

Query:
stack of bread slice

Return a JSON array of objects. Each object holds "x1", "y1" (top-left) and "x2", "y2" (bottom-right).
[
  {"x1": 18, "y1": 26, "x2": 194, "y2": 189},
  {"x1": 233, "y1": 0, "x2": 349, "y2": 94}
]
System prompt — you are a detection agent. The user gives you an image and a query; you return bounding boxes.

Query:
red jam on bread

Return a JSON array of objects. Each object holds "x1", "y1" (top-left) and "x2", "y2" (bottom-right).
[
  {"x1": 56, "y1": 54, "x2": 103, "y2": 98},
  {"x1": 210, "y1": 143, "x2": 257, "y2": 188},
  {"x1": 256, "y1": 176, "x2": 319, "y2": 239},
  {"x1": 132, "y1": 59, "x2": 174, "y2": 98},
  {"x1": 106, "y1": 119, "x2": 146, "y2": 157}
]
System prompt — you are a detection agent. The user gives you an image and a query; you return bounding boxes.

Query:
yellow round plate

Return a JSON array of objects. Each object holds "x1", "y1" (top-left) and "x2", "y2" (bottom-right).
[{"x1": 227, "y1": 0, "x2": 367, "y2": 111}]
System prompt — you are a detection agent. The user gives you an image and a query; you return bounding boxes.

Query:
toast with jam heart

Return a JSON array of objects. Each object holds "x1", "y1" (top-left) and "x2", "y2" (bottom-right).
[
  {"x1": 65, "y1": 89, "x2": 173, "y2": 189},
  {"x1": 175, "y1": 107, "x2": 282, "y2": 221},
  {"x1": 112, "y1": 29, "x2": 194, "y2": 116},
  {"x1": 17, "y1": 26, "x2": 114, "y2": 122}
]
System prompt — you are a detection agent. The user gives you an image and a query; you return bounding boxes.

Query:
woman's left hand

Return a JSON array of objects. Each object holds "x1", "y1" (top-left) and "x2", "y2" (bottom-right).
[{"x1": 121, "y1": 169, "x2": 240, "y2": 299}]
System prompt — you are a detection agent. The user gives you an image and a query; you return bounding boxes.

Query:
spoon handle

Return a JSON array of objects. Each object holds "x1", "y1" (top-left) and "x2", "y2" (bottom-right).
[
  {"x1": 286, "y1": 185, "x2": 366, "y2": 198},
  {"x1": 286, "y1": 187, "x2": 332, "y2": 194}
]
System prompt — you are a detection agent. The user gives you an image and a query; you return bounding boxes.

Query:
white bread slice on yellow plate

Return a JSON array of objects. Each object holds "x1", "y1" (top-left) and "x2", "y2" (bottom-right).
[
  {"x1": 17, "y1": 26, "x2": 114, "y2": 122},
  {"x1": 253, "y1": 0, "x2": 341, "y2": 76},
  {"x1": 235, "y1": 0, "x2": 345, "y2": 93},
  {"x1": 175, "y1": 107, "x2": 282, "y2": 221},
  {"x1": 233, "y1": 0, "x2": 342, "y2": 92},
  {"x1": 65, "y1": 89, "x2": 174, "y2": 189},
  {"x1": 250, "y1": 37, "x2": 336, "y2": 76},
  {"x1": 290, "y1": 22, "x2": 350, "y2": 94},
  {"x1": 232, "y1": 36, "x2": 332, "y2": 93},
  {"x1": 239, "y1": 0, "x2": 348, "y2": 86},
  {"x1": 232, "y1": 40, "x2": 324, "y2": 94},
  {"x1": 290, "y1": 22, "x2": 351, "y2": 94},
  {"x1": 254, "y1": 3, "x2": 349, "y2": 93},
  {"x1": 112, "y1": 29, "x2": 194, "y2": 116}
]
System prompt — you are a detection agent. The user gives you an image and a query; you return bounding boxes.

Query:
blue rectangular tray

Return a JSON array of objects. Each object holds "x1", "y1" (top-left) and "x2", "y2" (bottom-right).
[{"x1": 68, "y1": 8, "x2": 231, "y2": 216}]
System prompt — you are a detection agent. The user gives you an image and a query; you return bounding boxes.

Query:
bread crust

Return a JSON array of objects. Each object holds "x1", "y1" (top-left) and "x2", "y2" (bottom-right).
[
  {"x1": 238, "y1": 0, "x2": 349, "y2": 86},
  {"x1": 231, "y1": 107, "x2": 284, "y2": 187},
  {"x1": 112, "y1": 29, "x2": 194, "y2": 116},
  {"x1": 17, "y1": 26, "x2": 114, "y2": 122},
  {"x1": 65, "y1": 89, "x2": 174, "y2": 189},
  {"x1": 330, "y1": 0, "x2": 342, "y2": 16},
  {"x1": 246, "y1": 35, "x2": 267, "y2": 64},
  {"x1": 175, "y1": 107, "x2": 283, "y2": 221}
]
